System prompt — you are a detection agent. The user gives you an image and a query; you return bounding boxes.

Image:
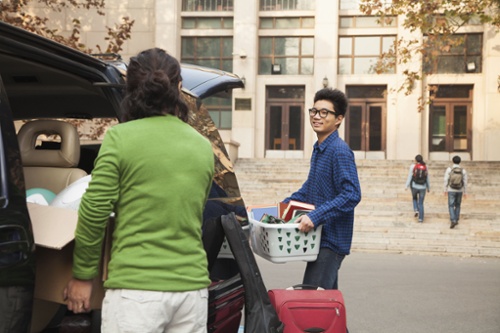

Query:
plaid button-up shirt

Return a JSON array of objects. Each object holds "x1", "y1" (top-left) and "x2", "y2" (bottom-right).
[{"x1": 284, "y1": 130, "x2": 361, "y2": 255}]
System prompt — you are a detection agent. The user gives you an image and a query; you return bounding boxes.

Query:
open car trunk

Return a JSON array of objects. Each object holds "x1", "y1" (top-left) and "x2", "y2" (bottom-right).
[{"x1": 0, "y1": 21, "x2": 246, "y2": 333}]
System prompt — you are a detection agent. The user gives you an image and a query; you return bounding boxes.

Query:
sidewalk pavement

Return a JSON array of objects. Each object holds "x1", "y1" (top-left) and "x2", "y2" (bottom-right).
[{"x1": 255, "y1": 252, "x2": 500, "y2": 333}]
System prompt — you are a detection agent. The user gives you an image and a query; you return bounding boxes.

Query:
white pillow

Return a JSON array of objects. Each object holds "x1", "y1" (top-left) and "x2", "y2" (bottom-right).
[{"x1": 50, "y1": 175, "x2": 92, "y2": 210}]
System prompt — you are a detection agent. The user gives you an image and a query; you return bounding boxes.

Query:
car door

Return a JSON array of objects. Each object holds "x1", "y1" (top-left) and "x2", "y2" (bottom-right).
[{"x1": 0, "y1": 73, "x2": 35, "y2": 301}]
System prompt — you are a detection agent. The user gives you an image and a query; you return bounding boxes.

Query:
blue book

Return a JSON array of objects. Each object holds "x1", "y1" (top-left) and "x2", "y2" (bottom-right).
[{"x1": 250, "y1": 206, "x2": 278, "y2": 221}]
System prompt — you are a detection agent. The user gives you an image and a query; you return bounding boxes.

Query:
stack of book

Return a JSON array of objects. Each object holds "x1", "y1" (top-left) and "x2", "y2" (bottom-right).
[{"x1": 248, "y1": 200, "x2": 315, "y2": 224}]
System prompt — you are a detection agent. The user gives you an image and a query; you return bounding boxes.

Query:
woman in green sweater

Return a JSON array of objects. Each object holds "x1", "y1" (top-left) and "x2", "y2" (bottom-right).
[{"x1": 64, "y1": 48, "x2": 214, "y2": 332}]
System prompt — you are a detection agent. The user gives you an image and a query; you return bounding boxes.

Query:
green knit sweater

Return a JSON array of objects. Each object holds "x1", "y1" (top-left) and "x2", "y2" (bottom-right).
[{"x1": 73, "y1": 115, "x2": 214, "y2": 292}]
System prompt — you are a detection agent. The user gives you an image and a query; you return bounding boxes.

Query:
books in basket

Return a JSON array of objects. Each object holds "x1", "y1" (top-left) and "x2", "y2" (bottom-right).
[
  {"x1": 247, "y1": 204, "x2": 279, "y2": 221},
  {"x1": 280, "y1": 200, "x2": 315, "y2": 221}
]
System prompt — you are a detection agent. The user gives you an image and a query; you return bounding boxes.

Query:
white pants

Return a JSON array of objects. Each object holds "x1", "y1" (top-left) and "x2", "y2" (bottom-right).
[{"x1": 101, "y1": 288, "x2": 208, "y2": 333}]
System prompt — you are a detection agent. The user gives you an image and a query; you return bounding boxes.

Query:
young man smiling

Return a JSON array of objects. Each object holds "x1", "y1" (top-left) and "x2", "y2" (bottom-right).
[{"x1": 282, "y1": 88, "x2": 361, "y2": 290}]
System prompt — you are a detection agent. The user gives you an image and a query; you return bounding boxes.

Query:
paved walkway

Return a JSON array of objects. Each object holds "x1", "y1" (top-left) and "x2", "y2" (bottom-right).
[{"x1": 255, "y1": 252, "x2": 500, "y2": 333}]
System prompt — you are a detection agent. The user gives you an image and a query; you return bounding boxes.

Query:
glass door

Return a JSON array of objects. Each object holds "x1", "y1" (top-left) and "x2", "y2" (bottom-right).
[
  {"x1": 267, "y1": 103, "x2": 303, "y2": 150},
  {"x1": 347, "y1": 103, "x2": 385, "y2": 151},
  {"x1": 430, "y1": 103, "x2": 471, "y2": 152}
]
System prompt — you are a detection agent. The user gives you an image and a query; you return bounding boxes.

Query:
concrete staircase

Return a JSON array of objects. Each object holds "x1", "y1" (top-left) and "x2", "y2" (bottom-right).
[{"x1": 234, "y1": 158, "x2": 500, "y2": 258}]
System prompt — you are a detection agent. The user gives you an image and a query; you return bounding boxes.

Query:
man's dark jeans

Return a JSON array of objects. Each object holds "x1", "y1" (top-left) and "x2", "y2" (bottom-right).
[
  {"x1": 448, "y1": 191, "x2": 463, "y2": 222},
  {"x1": 303, "y1": 247, "x2": 345, "y2": 290}
]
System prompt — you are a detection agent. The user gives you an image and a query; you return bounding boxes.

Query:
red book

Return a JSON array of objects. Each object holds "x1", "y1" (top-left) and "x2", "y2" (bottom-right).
[{"x1": 280, "y1": 200, "x2": 315, "y2": 221}]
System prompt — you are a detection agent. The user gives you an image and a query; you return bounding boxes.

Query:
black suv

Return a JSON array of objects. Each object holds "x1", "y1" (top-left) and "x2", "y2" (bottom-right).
[{"x1": 0, "y1": 21, "x2": 246, "y2": 332}]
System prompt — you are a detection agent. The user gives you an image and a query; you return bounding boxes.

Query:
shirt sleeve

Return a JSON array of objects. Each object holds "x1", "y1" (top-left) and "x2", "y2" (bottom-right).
[
  {"x1": 443, "y1": 167, "x2": 451, "y2": 192},
  {"x1": 405, "y1": 164, "x2": 414, "y2": 188},
  {"x1": 309, "y1": 147, "x2": 361, "y2": 226},
  {"x1": 426, "y1": 168, "x2": 430, "y2": 190},
  {"x1": 73, "y1": 127, "x2": 121, "y2": 280},
  {"x1": 462, "y1": 169, "x2": 468, "y2": 194}
]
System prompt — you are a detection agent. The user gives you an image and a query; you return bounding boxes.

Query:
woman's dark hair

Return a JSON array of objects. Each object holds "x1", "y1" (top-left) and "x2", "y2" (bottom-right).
[
  {"x1": 122, "y1": 48, "x2": 189, "y2": 122},
  {"x1": 415, "y1": 154, "x2": 424, "y2": 164},
  {"x1": 314, "y1": 88, "x2": 348, "y2": 116}
]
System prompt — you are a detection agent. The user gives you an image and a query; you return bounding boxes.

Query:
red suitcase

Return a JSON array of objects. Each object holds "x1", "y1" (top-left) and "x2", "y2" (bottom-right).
[
  {"x1": 268, "y1": 285, "x2": 346, "y2": 333},
  {"x1": 207, "y1": 273, "x2": 245, "y2": 333}
]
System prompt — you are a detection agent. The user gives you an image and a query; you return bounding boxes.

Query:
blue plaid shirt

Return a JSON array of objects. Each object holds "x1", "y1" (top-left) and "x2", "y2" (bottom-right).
[{"x1": 284, "y1": 130, "x2": 361, "y2": 255}]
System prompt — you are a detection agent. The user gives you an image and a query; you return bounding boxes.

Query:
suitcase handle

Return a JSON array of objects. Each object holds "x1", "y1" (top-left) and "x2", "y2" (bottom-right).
[
  {"x1": 286, "y1": 284, "x2": 325, "y2": 290},
  {"x1": 304, "y1": 328, "x2": 326, "y2": 333}
]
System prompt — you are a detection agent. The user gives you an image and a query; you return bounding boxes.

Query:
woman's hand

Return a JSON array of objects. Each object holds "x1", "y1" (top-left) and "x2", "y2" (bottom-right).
[{"x1": 63, "y1": 278, "x2": 93, "y2": 313}]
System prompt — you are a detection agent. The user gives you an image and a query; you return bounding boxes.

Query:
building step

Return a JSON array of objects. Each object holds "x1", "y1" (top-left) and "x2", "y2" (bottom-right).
[{"x1": 234, "y1": 158, "x2": 500, "y2": 258}]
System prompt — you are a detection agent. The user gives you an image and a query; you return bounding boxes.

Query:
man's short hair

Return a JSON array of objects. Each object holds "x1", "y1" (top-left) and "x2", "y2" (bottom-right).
[
  {"x1": 314, "y1": 88, "x2": 348, "y2": 116},
  {"x1": 452, "y1": 155, "x2": 461, "y2": 164}
]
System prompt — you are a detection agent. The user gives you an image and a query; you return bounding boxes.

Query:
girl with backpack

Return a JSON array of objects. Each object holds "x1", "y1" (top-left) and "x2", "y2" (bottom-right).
[{"x1": 405, "y1": 155, "x2": 430, "y2": 223}]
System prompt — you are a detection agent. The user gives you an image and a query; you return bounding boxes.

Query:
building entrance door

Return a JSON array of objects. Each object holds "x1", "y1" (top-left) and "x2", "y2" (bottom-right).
[
  {"x1": 265, "y1": 86, "x2": 305, "y2": 152},
  {"x1": 429, "y1": 85, "x2": 472, "y2": 153},
  {"x1": 430, "y1": 103, "x2": 471, "y2": 152},
  {"x1": 347, "y1": 103, "x2": 385, "y2": 151},
  {"x1": 345, "y1": 85, "x2": 387, "y2": 156},
  {"x1": 267, "y1": 103, "x2": 302, "y2": 150}
]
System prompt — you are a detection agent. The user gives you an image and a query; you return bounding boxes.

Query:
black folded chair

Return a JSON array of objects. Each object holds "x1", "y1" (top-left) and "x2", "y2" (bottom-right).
[{"x1": 221, "y1": 213, "x2": 284, "y2": 333}]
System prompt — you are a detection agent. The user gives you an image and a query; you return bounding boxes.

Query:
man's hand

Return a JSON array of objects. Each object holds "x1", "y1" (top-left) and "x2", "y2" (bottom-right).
[
  {"x1": 64, "y1": 278, "x2": 93, "y2": 313},
  {"x1": 295, "y1": 215, "x2": 315, "y2": 233}
]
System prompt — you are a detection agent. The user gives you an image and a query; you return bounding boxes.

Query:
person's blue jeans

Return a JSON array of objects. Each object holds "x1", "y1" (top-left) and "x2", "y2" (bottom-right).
[
  {"x1": 411, "y1": 187, "x2": 426, "y2": 221},
  {"x1": 448, "y1": 191, "x2": 463, "y2": 222},
  {"x1": 303, "y1": 247, "x2": 345, "y2": 290}
]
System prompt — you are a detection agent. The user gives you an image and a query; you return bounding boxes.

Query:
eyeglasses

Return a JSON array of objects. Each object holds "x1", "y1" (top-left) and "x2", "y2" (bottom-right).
[{"x1": 308, "y1": 108, "x2": 337, "y2": 118}]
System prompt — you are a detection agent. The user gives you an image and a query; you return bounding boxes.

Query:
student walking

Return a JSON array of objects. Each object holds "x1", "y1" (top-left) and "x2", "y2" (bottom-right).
[
  {"x1": 444, "y1": 155, "x2": 468, "y2": 229},
  {"x1": 405, "y1": 155, "x2": 430, "y2": 223}
]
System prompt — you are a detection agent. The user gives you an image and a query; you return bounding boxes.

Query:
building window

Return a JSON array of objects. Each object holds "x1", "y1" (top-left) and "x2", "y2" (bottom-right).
[
  {"x1": 182, "y1": 17, "x2": 233, "y2": 29},
  {"x1": 340, "y1": 0, "x2": 392, "y2": 10},
  {"x1": 182, "y1": 0, "x2": 233, "y2": 11},
  {"x1": 260, "y1": 0, "x2": 315, "y2": 11},
  {"x1": 338, "y1": 35, "x2": 396, "y2": 74},
  {"x1": 181, "y1": 37, "x2": 233, "y2": 72},
  {"x1": 259, "y1": 37, "x2": 314, "y2": 75},
  {"x1": 204, "y1": 95, "x2": 233, "y2": 129},
  {"x1": 423, "y1": 34, "x2": 482, "y2": 74},
  {"x1": 260, "y1": 17, "x2": 315, "y2": 29},
  {"x1": 181, "y1": 37, "x2": 234, "y2": 129},
  {"x1": 339, "y1": 16, "x2": 397, "y2": 28}
]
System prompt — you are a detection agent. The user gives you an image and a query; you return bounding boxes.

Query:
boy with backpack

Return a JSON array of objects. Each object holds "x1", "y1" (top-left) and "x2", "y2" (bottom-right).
[
  {"x1": 444, "y1": 155, "x2": 468, "y2": 229},
  {"x1": 405, "y1": 155, "x2": 430, "y2": 223}
]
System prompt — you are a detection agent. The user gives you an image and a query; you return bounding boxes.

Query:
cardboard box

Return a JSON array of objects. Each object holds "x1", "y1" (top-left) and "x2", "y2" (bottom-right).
[
  {"x1": 28, "y1": 203, "x2": 110, "y2": 332},
  {"x1": 28, "y1": 203, "x2": 106, "y2": 308}
]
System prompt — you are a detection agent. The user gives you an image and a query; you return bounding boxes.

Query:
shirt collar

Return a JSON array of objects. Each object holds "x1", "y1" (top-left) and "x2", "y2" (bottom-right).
[{"x1": 313, "y1": 130, "x2": 339, "y2": 152}]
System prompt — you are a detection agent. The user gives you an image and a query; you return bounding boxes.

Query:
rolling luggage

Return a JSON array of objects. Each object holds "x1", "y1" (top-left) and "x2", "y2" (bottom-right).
[
  {"x1": 268, "y1": 285, "x2": 346, "y2": 333},
  {"x1": 207, "y1": 273, "x2": 245, "y2": 333}
]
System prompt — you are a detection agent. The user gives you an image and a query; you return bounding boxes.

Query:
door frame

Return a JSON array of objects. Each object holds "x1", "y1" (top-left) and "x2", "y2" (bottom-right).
[
  {"x1": 265, "y1": 102, "x2": 304, "y2": 151},
  {"x1": 264, "y1": 86, "x2": 306, "y2": 157},
  {"x1": 429, "y1": 101, "x2": 472, "y2": 153},
  {"x1": 345, "y1": 100, "x2": 387, "y2": 153},
  {"x1": 428, "y1": 84, "x2": 473, "y2": 156}
]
